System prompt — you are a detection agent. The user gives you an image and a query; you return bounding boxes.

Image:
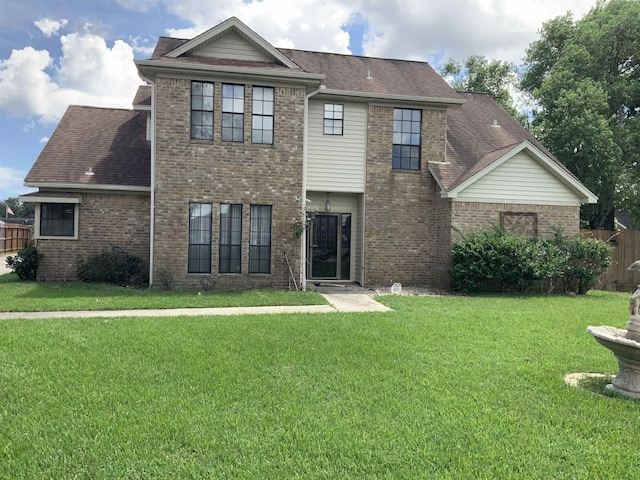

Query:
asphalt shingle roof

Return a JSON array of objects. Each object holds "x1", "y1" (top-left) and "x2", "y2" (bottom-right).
[
  {"x1": 25, "y1": 106, "x2": 150, "y2": 188},
  {"x1": 430, "y1": 92, "x2": 576, "y2": 192}
]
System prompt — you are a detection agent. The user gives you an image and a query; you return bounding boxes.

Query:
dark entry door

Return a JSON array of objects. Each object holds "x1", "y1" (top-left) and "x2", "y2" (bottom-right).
[{"x1": 309, "y1": 214, "x2": 351, "y2": 280}]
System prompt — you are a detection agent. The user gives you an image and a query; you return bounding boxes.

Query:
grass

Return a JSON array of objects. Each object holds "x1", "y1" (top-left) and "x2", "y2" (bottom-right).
[
  {"x1": 0, "y1": 273, "x2": 325, "y2": 312},
  {"x1": 1, "y1": 290, "x2": 638, "y2": 478}
]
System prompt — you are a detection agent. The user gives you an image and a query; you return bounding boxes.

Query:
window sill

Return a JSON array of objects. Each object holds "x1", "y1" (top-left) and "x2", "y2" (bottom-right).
[{"x1": 36, "y1": 235, "x2": 78, "y2": 241}]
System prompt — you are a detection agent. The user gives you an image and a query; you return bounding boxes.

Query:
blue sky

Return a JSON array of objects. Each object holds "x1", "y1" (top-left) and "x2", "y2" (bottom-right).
[{"x1": 0, "y1": 0, "x2": 595, "y2": 201}]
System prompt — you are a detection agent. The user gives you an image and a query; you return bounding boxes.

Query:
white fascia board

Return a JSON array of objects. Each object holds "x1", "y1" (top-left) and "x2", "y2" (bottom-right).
[
  {"x1": 136, "y1": 60, "x2": 325, "y2": 85},
  {"x1": 133, "y1": 104, "x2": 151, "y2": 111},
  {"x1": 442, "y1": 141, "x2": 599, "y2": 204},
  {"x1": 24, "y1": 182, "x2": 151, "y2": 193},
  {"x1": 165, "y1": 17, "x2": 301, "y2": 70},
  {"x1": 319, "y1": 88, "x2": 466, "y2": 106},
  {"x1": 20, "y1": 195, "x2": 81, "y2": 203},
  {"x1": 427, "y1": 164, "x2": 448, "y2": 195}
]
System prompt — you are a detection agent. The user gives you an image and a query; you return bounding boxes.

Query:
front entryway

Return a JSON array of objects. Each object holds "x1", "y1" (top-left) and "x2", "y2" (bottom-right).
[{"x1": 308, "y1": 213, "x2": 351, "y2": 280}]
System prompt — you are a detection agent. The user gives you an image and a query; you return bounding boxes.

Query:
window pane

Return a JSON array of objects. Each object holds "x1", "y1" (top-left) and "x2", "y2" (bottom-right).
[
  {"x1": 222, "y1": 127, "x2": 233, "y2": 141},
  {"x1": 249, "y1": 205, "x2": 271, "y2": 273},
  {"x1": 222, "y1": 84, "x2": 234, "y2": 97},
  {"x1": 40, "y1": 203, "x2": 75, "y2": 237},
  {"x1": 263, "y1": 131, "x2": 273, "y2": 144},
  {"x1": 253, "y1": 101, "x2": 263, "y2": 115},
  {"x1": 253, "y1": 87, "x2": 263, "y2": 100},
  {"x1": 222, "y1": 98, "x2": 233, "y2": 112},
  {"x1": 263, "y1": 102, "x2": 273, "y2": 116},
  {"x1": 188, "y1": 203, "x2": 212, "y2": 273},
  {"x1": 252, "y1": 130, "x2": 262, "y2": 143},
  {"x1": 233, "y1": 99, "x2": 243, "y2": 113},
  {"x1": 233, "y1": 114, "x2": 243, "y2": 128},
  {"x1": 263, "y1": 87, "x2": 274, "y2": 101},
  {"x1": 232, "y1": 128, "x2": 243, "y2": 142}
]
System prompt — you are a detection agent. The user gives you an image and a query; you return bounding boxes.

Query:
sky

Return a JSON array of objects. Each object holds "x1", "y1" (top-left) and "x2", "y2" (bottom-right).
[{"x1": 0, "y1": 0, "x2": 597, "y2": 201}]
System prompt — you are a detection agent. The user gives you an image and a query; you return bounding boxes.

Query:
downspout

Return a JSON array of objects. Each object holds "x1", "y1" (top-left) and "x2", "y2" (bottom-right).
[
  {"x1": 149, "y1": 83, "x2": 156, "y2": 287},
  {"x1": 301, "y1": 85, "x2": 322, "y2": 290},
  {"x1": 138, "y1": 74, "x2": 156, "y2": 288}
]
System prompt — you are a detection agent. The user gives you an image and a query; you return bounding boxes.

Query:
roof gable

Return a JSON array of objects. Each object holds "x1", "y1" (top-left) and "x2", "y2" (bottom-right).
[
  {"x1": 165, "y1": 17, "x2": 300, "y2": 69},
  {"x1": 438, "y1": 141, "x2": 598, "y2": 204},
  {"x1": 429, "y1": 92, "x2": 596, "y2": 204}
]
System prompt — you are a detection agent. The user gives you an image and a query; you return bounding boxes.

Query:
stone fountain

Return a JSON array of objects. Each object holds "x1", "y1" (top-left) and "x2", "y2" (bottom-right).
[{"x1": 587, "y1": 260, "x2": 640, "y2": 398}]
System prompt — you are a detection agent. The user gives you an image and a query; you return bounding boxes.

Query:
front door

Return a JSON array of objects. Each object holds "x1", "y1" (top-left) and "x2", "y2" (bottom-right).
[{"x1": 309, "y1": 213, "x2": 351, "y2": 280}]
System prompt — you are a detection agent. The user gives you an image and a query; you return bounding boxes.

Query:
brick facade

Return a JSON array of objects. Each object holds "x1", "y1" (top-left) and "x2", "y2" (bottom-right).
[
  {"x1": 363, "y1": 105, "x2": 447, "y2": 286},
  {"x1": 450, "y1": 202, "x2": 580, "y2": 239},
  {"x1": 152, "y1": 77, "x2": 305, "y2": 288},
  {"x1": 36, "y1": 192, "x2": 150, "y2": 281}
]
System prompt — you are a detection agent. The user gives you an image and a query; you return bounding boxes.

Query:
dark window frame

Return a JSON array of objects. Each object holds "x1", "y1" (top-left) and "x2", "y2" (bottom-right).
[
  {"x1": 392, "y1": 108, "x2": 421, "y2": 170},
  {"x1": 219, "y1": 203, "x2": 243, "y2": 274},
  {"x1": 323, "y1": 103, "x2": 344, "y2": 135},
  {"x1": 40, "y1": 203, "x2": 75, "y2": 237},
  {"x1": 188, "y1": 203, "x2": 212, "y2": 274},
  {"x1": 249, "y1": 205, "x2": 272, "y2": 274},
  {"x1": 191, "y1": 81, "x2": 214, "y2": 141},
  {"x1": 252, "y1": 86, "x2": 274, "y2": 144},
  {"x1": 222, "y1": 83, "x2": 245, "y2": 142}
]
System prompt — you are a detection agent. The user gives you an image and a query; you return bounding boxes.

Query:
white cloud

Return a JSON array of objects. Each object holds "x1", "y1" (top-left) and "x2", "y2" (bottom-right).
[
  {"x1": 112, "y1": 0, "x2": 595, "y2": 68},
  {"x1": 157, "y1": 0, "x2": 354, "y2": 54},
  {"x1": 34, "y1": 18, "x2": 68, "y2": 37},
  {"x1": 0, "y1": 166, "x2": 29, "y2": 196},
  {"x1": 0, "y1": 31, "x2": 142, "y2": 124},
  {"x1": 358, "y1": 0, "x2": 594, "y2": 65},
  {"x1": 39, "y1": 137, "x2": 49, "y2": 144},
  {"x1": 129, "y1": 36, "x2": 156, "y2": 57}
]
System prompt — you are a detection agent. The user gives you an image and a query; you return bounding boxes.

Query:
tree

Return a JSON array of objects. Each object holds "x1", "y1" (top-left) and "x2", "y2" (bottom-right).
[
  {"x1": 440, "y1": 55, "x2": 527, "y2": 124},
  {"x1": 522, "y1": 0, "x2": 640, "y2": 229},
  {"x1": 0, "y1": 197, "x2": 35, "y2": 218}
]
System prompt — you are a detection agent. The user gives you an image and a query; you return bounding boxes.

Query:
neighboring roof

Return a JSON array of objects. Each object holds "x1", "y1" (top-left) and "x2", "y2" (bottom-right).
[
  {"x1": 25, "y1": 106, "x2": 150, "y2": 189},
  {"x1": 430, "y1": 92, "x2": 591, "y2": 198},
  {"x1": 133, "y1": 85, "x2": 151, "y2": 108},
  {"x1": 279, "y1": 49, "x2": 463, "y2": 101}
]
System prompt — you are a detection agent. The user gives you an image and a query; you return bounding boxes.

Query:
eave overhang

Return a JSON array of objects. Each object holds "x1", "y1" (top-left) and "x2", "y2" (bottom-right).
[{"x1": 135, "y1": 59, "x2": 325, "y2": 86}]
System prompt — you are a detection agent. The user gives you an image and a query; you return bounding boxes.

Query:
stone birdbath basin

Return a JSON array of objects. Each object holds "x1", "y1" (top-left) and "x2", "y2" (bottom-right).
[{"x1": 587, "y1": 260, "x2": 640, "y2": 398}]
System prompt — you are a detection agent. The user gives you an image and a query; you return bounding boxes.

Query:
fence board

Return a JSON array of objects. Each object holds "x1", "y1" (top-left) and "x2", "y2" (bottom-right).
[
  {"x1": 582, "y1": 230, "x2": 640, "y2": 292},
  {"x1": 0, "y1": 224, "x2": 32, "y2": 253}
]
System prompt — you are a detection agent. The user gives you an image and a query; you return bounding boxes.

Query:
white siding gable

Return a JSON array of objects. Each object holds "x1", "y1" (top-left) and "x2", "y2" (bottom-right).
[
  {"x1": 307, "y1": 100, "x2": 367, "y2": 193},
  {"x1": 189, "y1": 31, "x2": 272, "y2": 62},
  {"x1": 455, "y1": 151, "x2": 583, "y2": 206}
]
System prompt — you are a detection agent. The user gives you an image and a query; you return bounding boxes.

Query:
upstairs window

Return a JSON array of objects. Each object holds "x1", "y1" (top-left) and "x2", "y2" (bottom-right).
[
  {"x1": 191, "y1": 81, "x2": 214, "y2": 140},
  {"x1": 323, "y1": 104, "x2": 343, "y2": 135},
  {"x1": 392, "y1": 108, "x2": 421, "y2": 170},
  {"x1": 222, "y1": 84, "x2": 244, "y2": 142},
  {"x1": 40, "y1": 203, "x2": 75, "y2": 237},
  {"x1": 252, "y1": 86, "x2": 274, "y2": 144},
  {"x1": 219, "y1": 204, "x2": 242, "y2": 274}
]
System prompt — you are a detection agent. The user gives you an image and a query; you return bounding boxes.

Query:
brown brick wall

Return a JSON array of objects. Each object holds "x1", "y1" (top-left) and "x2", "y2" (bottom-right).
[
  {"x1": 36, "y1": 192, "x2": 150, "y2": 281},
  {"x1": 363, "y1": 105, "x2": 447, "y2": 287},
  {"x1": 433, "y1": 194, "x2": 453, "y2": 289},
  {"x1": 451, "y1": 202, "x2": 580, "y2": 239},
  {"x1": 153, "y1": 77, "x2": 304, "y2": 288}
]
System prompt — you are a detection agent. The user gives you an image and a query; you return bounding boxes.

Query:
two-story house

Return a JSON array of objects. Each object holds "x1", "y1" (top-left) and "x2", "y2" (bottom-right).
[{"x1": 21, "y1": 17, "x2": 597, "y2": 289}]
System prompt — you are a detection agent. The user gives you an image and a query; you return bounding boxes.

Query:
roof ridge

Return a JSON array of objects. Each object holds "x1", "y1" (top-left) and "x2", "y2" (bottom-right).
[{"x1": 278, "y1": 47, "x2": 433, "y2": 65}]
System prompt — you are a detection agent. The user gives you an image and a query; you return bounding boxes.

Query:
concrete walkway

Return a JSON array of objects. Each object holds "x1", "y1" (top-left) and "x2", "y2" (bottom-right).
[{"x1": 0, "y1": 293, "x2": 391, "y2": 320}]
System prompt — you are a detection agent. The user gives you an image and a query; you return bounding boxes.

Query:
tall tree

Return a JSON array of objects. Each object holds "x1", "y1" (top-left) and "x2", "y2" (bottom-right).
[
  {"x1": 522, "y1": 0, "x2": 640, "y2": 229},
  {"x1": 0, "y1": 197, "x2": 35, "y2": 218},
  {"x1": 440, "y1": 55, "x2": 526, "y2": 124}
]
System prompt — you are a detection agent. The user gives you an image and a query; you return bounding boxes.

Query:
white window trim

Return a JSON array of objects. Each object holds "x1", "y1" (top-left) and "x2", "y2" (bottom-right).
[{"x1": 34, "y1": 202, "x2": 80, "y2": 241}]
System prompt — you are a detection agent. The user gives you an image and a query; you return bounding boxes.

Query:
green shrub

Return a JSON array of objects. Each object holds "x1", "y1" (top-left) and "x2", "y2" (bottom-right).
[
  {"x1": 552, "y1": 234, "x2": 611, "y2": 294},
  {"x1": 5, "y1": 245, "x2": 42, "y2": 281},
  {"x1": 77, "y1": 246, "x2": 148, "y2": 287},
  {"x1": 449, "y1": 227, "x2": 611, "y2": 294}
]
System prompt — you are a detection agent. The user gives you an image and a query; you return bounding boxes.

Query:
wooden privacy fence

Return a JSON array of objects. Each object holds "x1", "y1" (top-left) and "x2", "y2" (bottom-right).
[
  {"x1": 583, "y1": 230, "x2": 640, "y2": 292},
  {"x1": 0, "y1": 223, "x2": 32, "y2": 253}
]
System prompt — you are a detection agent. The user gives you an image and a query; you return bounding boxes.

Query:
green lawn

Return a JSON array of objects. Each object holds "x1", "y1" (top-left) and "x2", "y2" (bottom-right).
[
  {"x1": 0, "y1": 273, "x2": 325, "y2": 312},
  {"x1": 1, "y1": 291, "x2": 637, "y2": 478}
]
